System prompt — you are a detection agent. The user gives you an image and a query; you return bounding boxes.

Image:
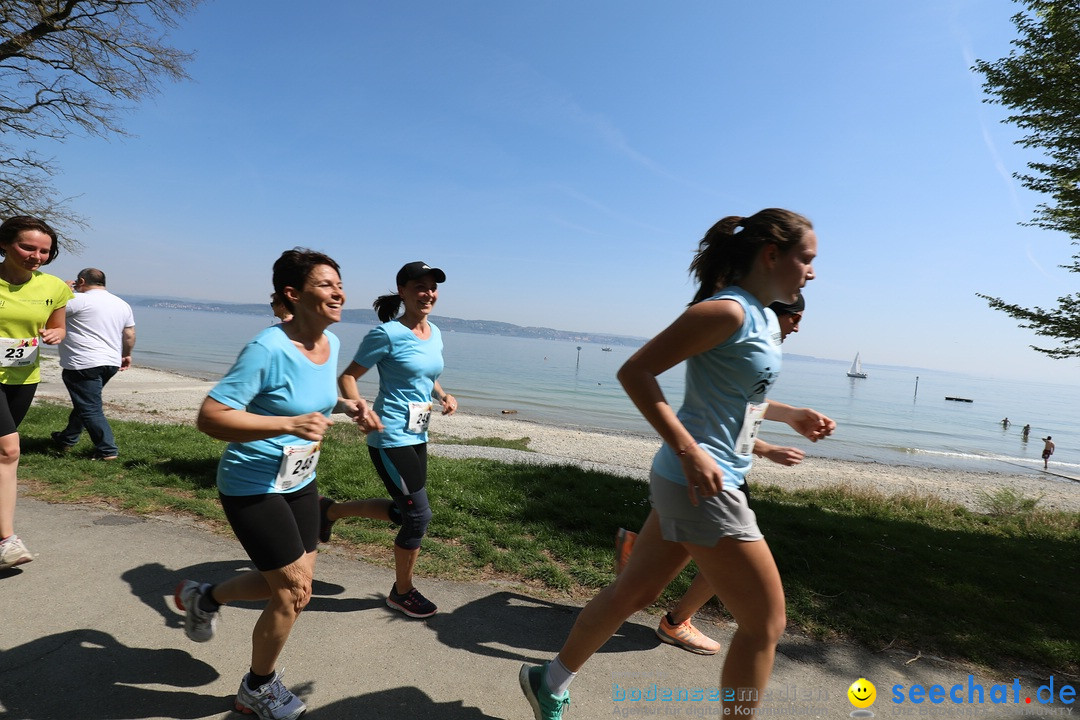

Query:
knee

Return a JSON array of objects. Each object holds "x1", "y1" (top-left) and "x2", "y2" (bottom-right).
[
  {"x1": 0, "y1": 441, "x2": 20, "y2": 465},
  {"x1": 395, "y1": 503, "x2": 431, "y2": 550},
  {"x1": 286, "y1": 576, "x2": 312, "y2": 614},
  {"x1": 611, "y1": 578, "x2": 664, "y2": 614},
  {"x1": 762, "y1": 606, "x2": 787, "y2": 644},
  {"x1": 276, "y1": 567, "x2": 313, "y2": 614},
  {"x1": 740, "y1": 604, "x2": 787, "y2": 647}
]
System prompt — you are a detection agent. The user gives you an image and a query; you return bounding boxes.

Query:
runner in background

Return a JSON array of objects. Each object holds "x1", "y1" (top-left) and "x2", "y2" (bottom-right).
[
  {"x1": 0, "y1": 216, "x2": 73, "y2": 571},
  {"x1": 325, "y1": 261, "x2": 457, "y2": 619}
]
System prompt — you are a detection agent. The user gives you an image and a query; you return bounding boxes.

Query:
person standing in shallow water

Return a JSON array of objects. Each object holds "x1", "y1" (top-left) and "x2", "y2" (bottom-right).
[
  {"x1": 1042, "y1": 436, "x2": 1054, "y2": 470},
  {"x1": 323, "y1": 261, "x2": 457, "y2": 619},
  {"x1": 518, "y1": 209, "x2": 835, "y2": 720}
]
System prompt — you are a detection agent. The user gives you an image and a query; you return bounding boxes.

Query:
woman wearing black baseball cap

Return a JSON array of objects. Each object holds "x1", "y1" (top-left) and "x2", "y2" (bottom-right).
[{"x1": 323, "y1": 261, "x2": 456, "y2": 618}]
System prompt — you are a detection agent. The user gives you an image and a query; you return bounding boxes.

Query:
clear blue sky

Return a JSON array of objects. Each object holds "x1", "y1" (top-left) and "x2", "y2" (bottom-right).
[{"x1": 36, "y1": 0, "x2": 1080, "y2": 383}]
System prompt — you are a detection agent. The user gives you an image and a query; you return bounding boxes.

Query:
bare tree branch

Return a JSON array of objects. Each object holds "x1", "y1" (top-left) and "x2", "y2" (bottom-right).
[{"x1": 0, "y1": 0, "x2": 200, "y2": 246}]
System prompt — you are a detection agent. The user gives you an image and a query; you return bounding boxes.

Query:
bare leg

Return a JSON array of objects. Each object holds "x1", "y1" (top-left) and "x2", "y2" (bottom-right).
[
  {"x1": 327, "y1": 498, "x2": 393, "y2": 522},
  {"x1": 557, "y1": 511, "x2": 689, "y2": 671},
  {"x1": 394, "y1": 544, "x2": 420, "y2": 593},
  {"x1": 247, "y1": 551, "x2": 316, "y2": 676},
  {"x1": 667, "y1": 572, "x2": 715, "y2": 625},
  {"x1": 689, "y1": 538, "x2": 785, "y2": 715},
  {"x1": 0, "y1": 433, "x2": 20, "y2": 538}
]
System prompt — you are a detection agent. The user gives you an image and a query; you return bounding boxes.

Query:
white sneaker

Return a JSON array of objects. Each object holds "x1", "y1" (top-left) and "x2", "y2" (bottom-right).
[
  {"x1": 173, "y1": 579, "x2": 218, "y2": 642},
  {"x1": 235, "y1": 670, "x2": 306, "y2": 720},
  {"x1": 0, "y1": 535, "x2": 33, "y2": 570}
]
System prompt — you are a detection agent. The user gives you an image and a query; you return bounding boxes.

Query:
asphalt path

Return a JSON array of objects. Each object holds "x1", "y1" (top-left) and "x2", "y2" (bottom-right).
[{"x1": 0, "y1": 495, "x2": 1059, "y2": 719}]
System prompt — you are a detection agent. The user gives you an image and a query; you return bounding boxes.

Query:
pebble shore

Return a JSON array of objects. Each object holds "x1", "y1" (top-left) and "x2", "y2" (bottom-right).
[{"x1": 33, "y1": 358, "x2": 1080, "y2": 514}]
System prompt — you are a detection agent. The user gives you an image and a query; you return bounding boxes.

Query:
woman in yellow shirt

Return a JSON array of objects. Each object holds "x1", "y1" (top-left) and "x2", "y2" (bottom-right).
[{"x1": 0, "y1": 216, "x2": 74, "y2": 570}]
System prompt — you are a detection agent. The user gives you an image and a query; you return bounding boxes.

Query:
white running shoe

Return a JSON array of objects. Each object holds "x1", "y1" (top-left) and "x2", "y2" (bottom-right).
[
  {"x1": 0, "y1": 535, "x2": 33, "y2": 570},
  {"x1": 173, "y1": 579, "x2": 218, "y2": 642},
  {"x1": 235, "y1": 670, "x2": 306, "y2": 720}
]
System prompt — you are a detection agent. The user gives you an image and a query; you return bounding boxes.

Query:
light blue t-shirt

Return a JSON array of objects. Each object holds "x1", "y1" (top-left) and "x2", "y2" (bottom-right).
[
  {"x1": 353, "y1": 320, "x2": 444, "y2": 448},
  {"x1": 651, "y1": 286, "x2": 782, "y2": 490},
  {"x1": 209, "y1": 326, "x2": 340, "y2": 496}
]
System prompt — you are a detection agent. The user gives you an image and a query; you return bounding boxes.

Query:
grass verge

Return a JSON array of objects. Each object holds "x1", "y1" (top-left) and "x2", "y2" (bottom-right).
[
  {"x1": 430, "y1": 433, "x2": 533, "y2": 452},
  {"x1": 17, "y1": 403, "x2": 1079, "y2": 675}
]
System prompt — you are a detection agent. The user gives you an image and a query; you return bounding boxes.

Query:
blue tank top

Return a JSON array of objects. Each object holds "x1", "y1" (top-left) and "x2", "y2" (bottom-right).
[{"x1": 651, "y1": 286, "x2": 782, "y2": 490}]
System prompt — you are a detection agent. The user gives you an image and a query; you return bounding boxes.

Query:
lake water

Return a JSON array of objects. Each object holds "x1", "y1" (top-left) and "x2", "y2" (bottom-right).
[{"x1": 122, "y1": 306, "x2": 1080, "y2": 476}]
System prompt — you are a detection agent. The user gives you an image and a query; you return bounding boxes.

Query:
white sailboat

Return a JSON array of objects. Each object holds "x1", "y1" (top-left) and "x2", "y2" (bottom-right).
[{"x1": 846, "y1": 352, "x2": 867, "y2": 379}]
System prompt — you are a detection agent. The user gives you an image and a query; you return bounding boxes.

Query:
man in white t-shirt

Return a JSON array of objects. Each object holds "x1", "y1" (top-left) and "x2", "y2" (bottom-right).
[{"x1": 51, "y1": 268, "x2": 135, "y2": 460}]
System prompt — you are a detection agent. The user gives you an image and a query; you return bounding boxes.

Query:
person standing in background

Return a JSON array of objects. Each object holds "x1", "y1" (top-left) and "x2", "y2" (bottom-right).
[
  {"x1": 0, "y1": 216, "x2": 73, "y2": 571},
  {"x1": 1042, "y1": 436, "x2": 1054, "y2": 470},
  {"x1": 51, "y1": 268, "x2": 135, "y2": 461}
]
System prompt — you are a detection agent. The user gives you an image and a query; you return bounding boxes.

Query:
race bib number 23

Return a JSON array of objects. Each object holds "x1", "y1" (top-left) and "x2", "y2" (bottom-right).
[{"x1": 0, "y1": 337, "x2": 39, "y2": 367}]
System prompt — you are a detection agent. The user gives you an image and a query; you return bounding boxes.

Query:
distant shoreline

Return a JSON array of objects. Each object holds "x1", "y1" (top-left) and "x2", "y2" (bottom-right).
[{"x1": 32, "y1": 356, "x2": 1080, "y2": 515}]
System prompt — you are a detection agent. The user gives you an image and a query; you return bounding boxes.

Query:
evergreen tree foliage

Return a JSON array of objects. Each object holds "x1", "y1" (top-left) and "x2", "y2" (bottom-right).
[{"x1": 973, "y1": 0, "x2": 1080, "y2": 358}]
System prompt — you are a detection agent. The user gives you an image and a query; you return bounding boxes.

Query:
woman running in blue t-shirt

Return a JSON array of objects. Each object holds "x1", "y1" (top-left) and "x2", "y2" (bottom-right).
[
  {"x1": 174, "y1": 249, "x2": 372, "y2": 720},
  {"x1": 324, "y1": 261, "x2": 457, "y2": 619}
]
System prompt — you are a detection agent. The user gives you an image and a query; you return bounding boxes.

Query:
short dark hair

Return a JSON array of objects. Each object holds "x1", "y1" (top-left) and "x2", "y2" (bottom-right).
[
  {"x1": 272, "y1": 248, "x2": 341, "y2": 313},
  {"x1": 77, "y1": 268, "x2": 106, "y2": 286},
  {"x1": 0, "y1": 216, "x2": 60, "y2": 264}
]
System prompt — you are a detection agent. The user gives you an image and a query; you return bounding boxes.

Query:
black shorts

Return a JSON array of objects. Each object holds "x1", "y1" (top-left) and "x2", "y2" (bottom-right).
[
  {"x1": 0, "y1": 383, "x2": 37, "y2": 437},
  {"x1": 219, "y1": 480, "x2": 319, "y2": 572}
]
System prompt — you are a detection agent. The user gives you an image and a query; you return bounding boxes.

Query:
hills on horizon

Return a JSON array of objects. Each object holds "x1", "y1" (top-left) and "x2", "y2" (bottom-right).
[
  {"x1": 127, "y1": 295, "x2": 852, "y2": 367},
  {"x1": 128, "y1": 295, "x2": 648, "y2": 348}
]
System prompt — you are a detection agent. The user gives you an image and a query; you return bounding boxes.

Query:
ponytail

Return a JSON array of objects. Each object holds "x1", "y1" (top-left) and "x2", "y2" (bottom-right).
[
  {"x1": 373, "y1": 293, "x2": 404, "y2": 322},
  {"x1": 688, "y1": 208, "x2": 811, "y2": 305}
]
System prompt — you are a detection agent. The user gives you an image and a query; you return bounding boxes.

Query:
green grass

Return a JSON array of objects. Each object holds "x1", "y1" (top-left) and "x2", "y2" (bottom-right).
[
  {"x1": 429, "y1": 433, "x2": 534, "y2": 452},
  {"x1": 17, "y1": 402, "x2": 1079, "y2": 675}
]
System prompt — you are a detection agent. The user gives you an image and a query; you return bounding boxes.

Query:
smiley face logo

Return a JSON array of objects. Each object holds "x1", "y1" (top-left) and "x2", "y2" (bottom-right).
[{"x1": 848, "y1": 678, "x2": 876, "y2": 708}]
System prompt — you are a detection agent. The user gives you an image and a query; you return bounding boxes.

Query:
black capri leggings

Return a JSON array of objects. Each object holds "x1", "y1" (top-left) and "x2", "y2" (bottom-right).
[
  {"x1": 368, "y1": 444, "x2": 431, "y2": 551},
  {"x1": 219, "y1": 480, "x2": 319, "y2": 572},
  {"x1": 0, "y1": 383, "x2": 38, "y2": 437}
]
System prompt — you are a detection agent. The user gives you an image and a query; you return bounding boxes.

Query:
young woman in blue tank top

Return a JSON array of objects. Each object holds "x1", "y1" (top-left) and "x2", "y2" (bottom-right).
[{"x1": 519, "y1": 209, "x2": 836, "y2": 720}]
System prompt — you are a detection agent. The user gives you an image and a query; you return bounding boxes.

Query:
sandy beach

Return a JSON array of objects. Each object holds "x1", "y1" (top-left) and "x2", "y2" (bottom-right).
[{"x1": 33, "y1": 356, "x2": 1080, "y2": 514}]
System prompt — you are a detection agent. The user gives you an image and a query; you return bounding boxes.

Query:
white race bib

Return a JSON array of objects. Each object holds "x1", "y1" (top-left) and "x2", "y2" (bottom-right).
[
  {"x1": 275, "y1": 442, "x2": 321, "y2": 491},
  {"x1": 406, "y1": 401, "x2": 433, "y2": 434},
  {"x1": 734, "y1": 401, "x2": 769, "y2": 456},
  {"x1": 0, "y1": 337, "x2": 39, "y2": 367}
]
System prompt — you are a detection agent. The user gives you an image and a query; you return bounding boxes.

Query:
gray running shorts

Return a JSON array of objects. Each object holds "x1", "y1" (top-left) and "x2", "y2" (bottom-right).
[{"x1": 649, "y1": 471, "x2": 763, "y2": 545}]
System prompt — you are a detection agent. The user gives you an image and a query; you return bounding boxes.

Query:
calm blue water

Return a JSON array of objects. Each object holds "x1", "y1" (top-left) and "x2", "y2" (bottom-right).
[{"x1": 127, "y1": 306, "x2": 1080, "y2": 476}]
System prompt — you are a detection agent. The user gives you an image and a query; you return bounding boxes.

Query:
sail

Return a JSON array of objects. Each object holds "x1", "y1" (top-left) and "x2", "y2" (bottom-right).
[{"x1": 847, "y1": 352, "x2": 867, "y2": 378}]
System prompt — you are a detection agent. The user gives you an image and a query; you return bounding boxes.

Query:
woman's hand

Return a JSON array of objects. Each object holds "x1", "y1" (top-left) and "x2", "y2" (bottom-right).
[
  {"x1": 678, "y1": 445, "x2": 724, "y2": 506},
  {"x1": 786, "y1": 408, "x2": 835, "y2": 442},
  {"x1": 289, "y1": 412, "x2": 334, "y2": 442},
  {"x1": 756, "y1": 441, "x2": 805, "y2": 466},
  {"x1": 440, "y1": 393, "x2": 458, "y2": 416},
  {"x1": 39, "y1": 326, "x2": 65, "y2": 345},
  {"x1": 336, "y1": 397, "x2": 386, "y2": 433}
]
